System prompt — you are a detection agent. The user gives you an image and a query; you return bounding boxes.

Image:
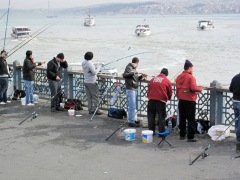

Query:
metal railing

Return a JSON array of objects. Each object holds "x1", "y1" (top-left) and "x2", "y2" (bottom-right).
[{"x1": 10, "y1": 61, "x2": 234, "y2": 126}]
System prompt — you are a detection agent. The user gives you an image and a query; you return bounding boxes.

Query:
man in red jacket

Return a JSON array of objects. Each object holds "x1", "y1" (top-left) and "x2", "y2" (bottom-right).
[
  {"x1": 147, "y1": 68, "x2": 172, "y2": 135},
  {"x1": 176, "y1": 60, "x2": 202, "y2": 142}
]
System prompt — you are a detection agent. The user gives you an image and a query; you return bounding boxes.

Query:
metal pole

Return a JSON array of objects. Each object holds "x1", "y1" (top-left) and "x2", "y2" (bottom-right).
[{"x1": 3, "y1": 0, "x2": 11, "y2": 49}]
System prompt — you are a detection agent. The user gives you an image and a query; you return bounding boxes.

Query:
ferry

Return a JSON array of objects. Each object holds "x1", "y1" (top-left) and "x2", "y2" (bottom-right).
[
  {"x1": 11, "y1": 26, "x2": 31, "y2": 39},
  {"x1": 197, "y1": 20, "x2": 214, "y2": 30},
  {"x1": 84, "y1": 14, "x2": 96, "y2": 26},
  {"x1": 135, "y1": 24, "x2": 151, "y2": 36}
]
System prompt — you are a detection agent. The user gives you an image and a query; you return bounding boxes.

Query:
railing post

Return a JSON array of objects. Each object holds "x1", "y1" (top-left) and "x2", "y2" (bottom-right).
[
  {"x1": 67, "y1": 68, "x2": 74, "y2": 99},
  {"x1": 13, "y1": 60, "x2": 22, "y2": 90},
  {"x1": 210, "y1": 80, "x2": 221, "y2": 126},
  {"x1": 63, "y1": 69, "x2": 69, "y2": 99}
]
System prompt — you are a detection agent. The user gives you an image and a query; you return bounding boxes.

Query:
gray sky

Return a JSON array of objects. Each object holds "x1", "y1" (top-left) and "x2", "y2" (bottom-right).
[{"x1": 1, "y1": 0, "x2": 149, "y2": 9}]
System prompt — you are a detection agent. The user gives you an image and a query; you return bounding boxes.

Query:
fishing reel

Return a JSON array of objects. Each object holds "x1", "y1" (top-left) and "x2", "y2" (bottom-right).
[
  {"x1": 31, "y1": 113, "x2": 38, "y2": 121},
  {"x1": 202, "y1": 152, "x2": 209, "y2": 159}
]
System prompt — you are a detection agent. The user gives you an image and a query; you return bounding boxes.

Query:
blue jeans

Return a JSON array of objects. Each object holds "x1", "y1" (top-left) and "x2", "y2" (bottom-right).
[
  {"x1": 126, "y1": 90, "x2": 137, "y2": 123},
  {"x1": 233, "y1": 101, "x2": 240, "y2": 141},
  {"x1": 25, "y1": 80, "x2": 34, "y2": 104},
  {"x1": 0, "y1": 77, "x2": 8, "y2": 102}
]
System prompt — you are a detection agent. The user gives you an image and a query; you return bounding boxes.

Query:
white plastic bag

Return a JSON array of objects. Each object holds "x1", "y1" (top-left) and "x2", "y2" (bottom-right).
[
  {"x1": 208, "y1": 125, "x2": 230, "y2": 141},
  {"x1": 7, "y1": 78, "x2": 14, "y2": 98}
]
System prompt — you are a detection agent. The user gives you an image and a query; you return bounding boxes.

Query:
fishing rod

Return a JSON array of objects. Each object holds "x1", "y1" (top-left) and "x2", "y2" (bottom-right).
[
  {"x1": 3, "y1": 0, "x2": 11, "y2": 50},
  {"x1": 7, "y1": 23, "x2": 53, "y2": 55},
  {"x1": 18, "y1": 89, "x2": 63, "y2": 125},
  {"x1": 103, "y1": 52, "x2": 154, "y2": 67},
  {"x1": 105, "y1": 94, "x2": 144, "y2": 141},
  {"x1": 189, "y1": 117, "x2": 236, "y2": 165},
  {"x1": 7, "y1": 23, "x2": 55, "y2": 58},
  {"x1": 0, "y1": 8, "x2": 11, "y2": 20}
]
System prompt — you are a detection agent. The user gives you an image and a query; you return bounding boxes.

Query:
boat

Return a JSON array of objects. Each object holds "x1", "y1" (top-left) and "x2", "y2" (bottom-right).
[
  {"x1": 135, "y1": 24, "x2": 151, "y2": 36},
  {"x1": 11, "y1": 26, "x2": 31, "y2": 39},
  {"x1": 84, "y1": 14, "x2": 96, "y2": 26},
  {"x1": 197, "y1": 20, "x2": 214, "y2": 30}
]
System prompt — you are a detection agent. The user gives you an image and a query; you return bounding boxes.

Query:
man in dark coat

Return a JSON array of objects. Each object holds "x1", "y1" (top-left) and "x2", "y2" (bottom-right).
[{"x1": 47, "y1": 53, "x2": 68, "y2": 112}]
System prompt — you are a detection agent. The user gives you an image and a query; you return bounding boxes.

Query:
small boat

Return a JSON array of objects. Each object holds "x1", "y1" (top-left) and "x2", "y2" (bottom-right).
[
  {"x1": 197, "y1": 20, "x2": 214, "y2": 30},
  {"x1": 84, "y1": 9, "x2": 95, "y2": 27},
  {"x1": 135, "y1": 24, "x2": 151, "y2": 36},
  {"x1": 11, "y1": 26, "x2": 31, "y2": 39}
]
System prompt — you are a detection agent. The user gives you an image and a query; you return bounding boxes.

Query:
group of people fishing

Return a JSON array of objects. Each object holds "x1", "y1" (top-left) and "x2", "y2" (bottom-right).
[{"x1": 0, "y1": 49, "x2": 240, "y2": 148}]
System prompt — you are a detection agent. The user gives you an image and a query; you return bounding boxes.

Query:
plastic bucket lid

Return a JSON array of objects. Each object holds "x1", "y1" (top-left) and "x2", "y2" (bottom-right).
[
  {"x1": 142, "y1": 130, "x2": 153, "y2": 135},
  {"x1": 124, "y1": 129, "x2": 136, "y2": 133}
]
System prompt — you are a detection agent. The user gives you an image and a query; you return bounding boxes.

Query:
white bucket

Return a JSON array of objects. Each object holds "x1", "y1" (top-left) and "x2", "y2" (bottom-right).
[
  {"x1": 123, "y1": 129, "x2": 136, "y2": 141},
  {"x1": 142, "y1": 130, "x2": 153, "y2": 143},
  {"x1": 21, "y1": 97, "x2": 26, "y2": 105},
  {"x1": 68, "y1": 108, "x2": 75, "y2": 117}
]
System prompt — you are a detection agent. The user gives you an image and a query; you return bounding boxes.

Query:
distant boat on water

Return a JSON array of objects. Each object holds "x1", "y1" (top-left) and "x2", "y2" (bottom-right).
[
  {"x1": 11, "y1": 26, "x2": 31, "y2": 39},
  {"x1": 47, "y1": 0, "x2": 58, "y2": 18},
  {"x1": 197, "y1": 20, "x2": 214, "y2": 30},
  {"x1": 84, "y1": 9, "x2": 95, "y2": 26},
  {"x1": 135, "y1": 24, "x2": 151, "y2": 36}
]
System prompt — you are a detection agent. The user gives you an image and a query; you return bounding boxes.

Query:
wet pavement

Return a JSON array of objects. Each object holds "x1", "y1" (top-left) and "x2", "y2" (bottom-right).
[{"x1": 0, "y1": 100, "x2": 240, "y2": 180}]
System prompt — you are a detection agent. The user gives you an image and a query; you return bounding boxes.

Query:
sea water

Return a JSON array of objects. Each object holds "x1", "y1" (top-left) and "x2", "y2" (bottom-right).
[{"x1": 1, "y1": 13, "x2": 240, "y2": 86}]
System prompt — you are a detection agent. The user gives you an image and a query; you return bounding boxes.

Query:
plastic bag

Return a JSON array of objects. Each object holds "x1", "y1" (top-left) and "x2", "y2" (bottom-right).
[{"x1": 208, "y1": 125, "x2": 230, "y2": 141}]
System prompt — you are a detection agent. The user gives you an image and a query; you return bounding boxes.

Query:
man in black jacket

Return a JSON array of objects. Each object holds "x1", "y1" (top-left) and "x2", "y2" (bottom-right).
[
  {"x1": 229, "y1": 73, "x2": 240, "y2": 151},
  {"x1": 47, "y1": 53, "x2": 68, "y2": 112},
  {"x1": 0, "y1": 50, "x2": 13, "y2": 105},
  {"x1": 23, "y1": 50, "x2": 45, "y2": 106},
  {"x1": 123, "y1": 57, "x2": 147, "y2": 127}
]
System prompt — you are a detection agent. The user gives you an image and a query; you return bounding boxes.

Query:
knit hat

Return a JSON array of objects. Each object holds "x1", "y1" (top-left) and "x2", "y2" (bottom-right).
[
  {"x1": 184, "y1": 60, "x2": 193, "y2": 70},
  {"x1": 57, "y1": 53, "x2": 64, "y2": 60},
  {"x1": 160, "y1": 68, "x2": 168, "y2": 76}
]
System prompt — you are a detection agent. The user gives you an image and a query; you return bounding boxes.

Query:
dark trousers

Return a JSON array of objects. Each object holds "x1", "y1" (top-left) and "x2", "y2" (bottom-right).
[
  {"x1": 48, "y1": 79, "x2": 61, "y2": 108},
  {"x1": 0, "y1": 77, "x2": 8, "y2": 102},
  {"x1": 147, "y1": 100, "x2": 166, "y2": 133},
  {"x1": 178, "y1": 100, "x2": 196, "y2": 139}
]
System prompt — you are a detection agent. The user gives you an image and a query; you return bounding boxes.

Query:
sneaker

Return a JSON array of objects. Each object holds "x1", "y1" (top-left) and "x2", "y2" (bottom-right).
[
  {"x1": 6, "y1": 100, "x2": 11, "y2": 103},
  {"x1": 0, "y1": 102, "x2": 6, "y2": 105},
  {"x1": 187, "y1": 138, "x2": 198, "y2": 142},
  {"x1": 128, "y1": 123, "x2": 140, "y2": 128},
  {"x1": 26, "y1": 103, "x2": 35, "y2": 106},
  {"x1": 33, "y1": 101, "x2": 39, "y2": 104},
  {"x1": 56, "y1": 107, "x2": 64, "y2": 111}
]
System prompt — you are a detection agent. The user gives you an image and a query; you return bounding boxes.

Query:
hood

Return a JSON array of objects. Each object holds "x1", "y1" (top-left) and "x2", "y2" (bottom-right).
[
  {"x1": 177, "y1": 71, "x2": 191, "y2": 85},
  {"x1": 127, "y1": 63, "x2": 137, "y2": 69}
]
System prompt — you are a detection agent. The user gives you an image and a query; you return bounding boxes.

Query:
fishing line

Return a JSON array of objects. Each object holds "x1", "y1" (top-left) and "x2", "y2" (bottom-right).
[{"x1": 3, "y1": 0, "x2": 11, "y2": 50}]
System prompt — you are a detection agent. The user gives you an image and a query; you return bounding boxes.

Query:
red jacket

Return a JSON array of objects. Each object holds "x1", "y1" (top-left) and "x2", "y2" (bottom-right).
[
  {"x1": 176, "y1": 71, "x2": 202, "y2": 102},
  {"x1": 147, "y1": 73, "x2": 172, "y2": 103}
]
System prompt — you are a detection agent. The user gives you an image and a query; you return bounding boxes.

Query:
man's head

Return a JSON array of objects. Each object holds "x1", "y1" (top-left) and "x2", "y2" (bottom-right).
[
  {"x1": 84, "y1": 52, "x2": 93, "y2": 61},
  {"x1": 1, "y1": 50, "x2": 7, "y2": 59},
  {"x1": 56, "y1": 53, "x2": 64, "y2": 62},
  {"x1": 26, "y1": 50, "x2": 32, "y2": 58},
  {"x1": 184, "y1": 60, "x2": 193, "y2": 72},
  {"x1": 160, "y1": 68, "x2": 168, "y2": 76}
]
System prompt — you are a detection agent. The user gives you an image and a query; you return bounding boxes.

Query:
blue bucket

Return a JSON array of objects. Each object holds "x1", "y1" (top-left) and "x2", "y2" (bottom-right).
[{"x1": 124, "y1": 129, "x2": 136, "y2": 141}]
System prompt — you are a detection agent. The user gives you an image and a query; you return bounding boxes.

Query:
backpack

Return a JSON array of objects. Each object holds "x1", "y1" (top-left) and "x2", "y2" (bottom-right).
[
  {"x1": 108, "y1": 108, "x2": 127, "y2": 119},
  {"x1": 64, "y1": 99, "x2": 83, "y2": 111}
]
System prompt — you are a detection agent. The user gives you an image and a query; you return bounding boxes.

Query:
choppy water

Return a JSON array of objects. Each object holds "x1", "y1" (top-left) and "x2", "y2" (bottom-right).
[{"x1": 1, "y1": 14, "x2": 240, "y2": 86}]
